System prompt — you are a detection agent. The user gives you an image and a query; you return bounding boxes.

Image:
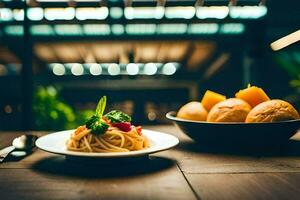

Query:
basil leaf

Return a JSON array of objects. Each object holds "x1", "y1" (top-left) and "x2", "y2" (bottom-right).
[
  {"x1": 85, "y1": 96, "x2": 109, "y2": 135},
  {"x1": 105, "y1": 110, "x2": 131, "y2": 123},
  {"x1": 95, "y1": 96, "x2": 106, "y2": 117}
]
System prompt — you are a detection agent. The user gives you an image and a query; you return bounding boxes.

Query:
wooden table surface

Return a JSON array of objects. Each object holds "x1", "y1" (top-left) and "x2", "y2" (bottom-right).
[{"x1": 1, "y1": 125, "x2": 300, "y2": 200}]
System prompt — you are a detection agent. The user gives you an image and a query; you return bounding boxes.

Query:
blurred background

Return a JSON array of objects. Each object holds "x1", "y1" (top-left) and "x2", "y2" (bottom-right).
[{"x1": 0, "y1": 0, "x2": 299, "y2": 130}]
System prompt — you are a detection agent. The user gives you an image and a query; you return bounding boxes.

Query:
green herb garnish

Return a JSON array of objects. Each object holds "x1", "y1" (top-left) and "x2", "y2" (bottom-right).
[
  {"x1": 105, "y1": 110, "x2": 131, "y2": 123},
  {"x1": 86, "y1": 96, "x2": 109, "y2": 135}
]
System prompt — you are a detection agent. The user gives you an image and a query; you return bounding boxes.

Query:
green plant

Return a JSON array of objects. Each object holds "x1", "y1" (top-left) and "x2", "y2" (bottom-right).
[
  {"x1": 33, "y1": 86, "x2": 76, "y2": 130},
  {"x1": 290, "y1": 74, "x2": 300, "y2": 88},
  {"x1": 274, "y1": 52, "x2": 300, "y2": 93}
]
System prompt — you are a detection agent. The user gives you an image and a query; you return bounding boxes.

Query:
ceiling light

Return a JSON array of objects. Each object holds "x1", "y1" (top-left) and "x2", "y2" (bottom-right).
[
  {"x1": 76, "y1": 7, "x2": 108, "y2": 20},
  {"x1": 229, "y1": 6, "x2": 267, "y2": 19},
  {"x1": 110, "y1": 7, "x2": 123, "y2": 19},
  {"x1": 51, "y1": 63, "x2": 65, "y2": 76},
  {"x1": 71, "y1": 63, "x2": 84, "y2": 76},
  {"x1": 143, "y1": 63, "x2": 157, "y2": 75},
  {"x1": 89, "y1": 63, "x2": 102, "y2": 75},
  {"x1": 54, "y1": 24, "x2": 82, "y2": 35},
  {"x1": 27, "y1": 8, "x2": 43, "y2": 21},
  {"x1": 126, "y1": 24, "x2": 156, "y2": 35},
  {"x1": 108, "y1": 63, "x2": 120, "y2": 76},
  {"x1": 165, "y1": 6, "x2": 195, "y2": 19},
  {"x1": 83, "y1": 24, "x2": 110, "y2": 35},
  {"x1": 219, "y1": 23, "x2": 245, "y2": 34},
  {"x1": 30, "y1": 25, "x2": 54, "y2": 35},
  {"x1": 196, "y1": 6, "x2": 229, "y2": 19},
  {"x1": 4, "y1": 25, "x2": 23, "y2": 36},
  {"x1": 188, "y1": 23, "x2": 219, "y2": 34},
  {"x1": 157, "y1": 24, "x2": 187, "y2": 34},
  {"x1": 111, "y1": 24, "x2": 124, "y2": 35},
  {"x1": 0, "y1": 8, "x2": 13, "y2": 21},
  {"x1": 125, "y1": 7, "x2": 164, "y2": 19},
  {"x1": 162, "y1": 63, "x2": 177, "y2": 75},
  {"x1": 45, "y1": 8, "x2": 75, "y2": 21},
  {"x1": 126, "y1": 63, "x2": 139, "y2": 75},
  {"x1": 13, "y1": 9, "x2": 24, "y2": 21}
]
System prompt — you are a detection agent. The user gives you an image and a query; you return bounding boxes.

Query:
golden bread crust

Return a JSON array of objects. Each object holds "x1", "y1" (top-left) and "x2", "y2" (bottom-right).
[
  {"x1": 177, "y1": 101, "x2": 208, "y2": 121},
  {"x1": 246, "y1": 99, "x2": 300, "y2": 123},
  {"x1": 207, "y1": 98, "x2": 252, "y2": 122}
]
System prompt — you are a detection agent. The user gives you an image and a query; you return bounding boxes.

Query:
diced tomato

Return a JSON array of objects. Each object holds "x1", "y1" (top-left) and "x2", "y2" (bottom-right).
[
  {"x1": 102, "y1": 116, "x2": 112, "y2": 125},
  {"x1": 75, "y1": 125, "x2": 87, "y2": 135},
  {"x1": 113, "y1": 122, "x2": 132, "y2": 132},
  {"x1": 136, "y1": 126, "x2": 142, "y2": 136}
]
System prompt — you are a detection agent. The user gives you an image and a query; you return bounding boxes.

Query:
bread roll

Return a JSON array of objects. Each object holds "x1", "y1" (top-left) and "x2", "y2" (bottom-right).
[
  {"x1": 177, "y1": 101, "x2": 208, "y2": 121},
  {"x1": 246, "y1": 99, "x2": 300, "y2": 123},
  {"x1": 207, "y1": 98, "x2": 252, "y2": 122}
]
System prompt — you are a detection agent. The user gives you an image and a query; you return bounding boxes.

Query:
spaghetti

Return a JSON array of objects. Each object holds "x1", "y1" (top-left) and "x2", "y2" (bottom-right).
[
  {"x1": 66, "y1": 96, "x2": 150, "y2": 153},
  {"x1": 66, "y1": 125, "x2": 150, "y2": 153}
]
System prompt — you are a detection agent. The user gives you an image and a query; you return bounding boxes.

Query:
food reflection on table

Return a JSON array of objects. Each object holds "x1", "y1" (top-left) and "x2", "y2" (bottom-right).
[{"x1": 177, "y1": 85, "x2": 300, "y2": 123}]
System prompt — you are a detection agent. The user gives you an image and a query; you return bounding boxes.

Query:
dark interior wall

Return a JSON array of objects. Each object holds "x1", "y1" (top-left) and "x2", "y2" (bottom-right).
[{"x1": 1, "y1": 0, "x2": 299, "y2": 130}]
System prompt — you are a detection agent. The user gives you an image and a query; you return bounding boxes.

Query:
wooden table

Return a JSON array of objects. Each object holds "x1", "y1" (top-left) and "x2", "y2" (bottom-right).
[{"x1": 1, "y1": 125, "x2": 300, "y2": 200}]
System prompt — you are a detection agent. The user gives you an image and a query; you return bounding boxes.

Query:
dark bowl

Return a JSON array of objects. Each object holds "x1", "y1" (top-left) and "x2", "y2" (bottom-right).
[{"x1": 166, "y1": 111, "x2": 300, "y2": 149}]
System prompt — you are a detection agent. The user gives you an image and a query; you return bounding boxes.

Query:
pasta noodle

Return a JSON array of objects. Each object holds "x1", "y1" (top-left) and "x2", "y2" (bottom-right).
[{"x1": 66, "y1": 125, "x2": 150, "y2": 153}]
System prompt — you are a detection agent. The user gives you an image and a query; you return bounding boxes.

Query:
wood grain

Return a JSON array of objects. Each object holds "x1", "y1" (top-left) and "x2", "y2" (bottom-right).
[
  {"x1": 185, "y1": 173, "x2": 300, "y2": 200},
  {"x1": 0, "y1": 165, "x2": 196, "y2": 200},
  {"x1": 149, "y1": 126, "x2": 300, "y2": 173},
  {"x1": 1, "y1": 126, "x2": 300, "y2": 200}
]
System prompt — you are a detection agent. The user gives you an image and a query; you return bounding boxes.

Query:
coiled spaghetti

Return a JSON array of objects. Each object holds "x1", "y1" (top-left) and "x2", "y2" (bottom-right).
[{"x1": 66, "y1": 125, "x2": 150, "y2": 153}]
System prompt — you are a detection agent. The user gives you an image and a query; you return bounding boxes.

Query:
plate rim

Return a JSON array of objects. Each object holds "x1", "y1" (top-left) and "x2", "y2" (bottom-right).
[{"x1": 36, "y1": 129, "x2": 179, "y2": 158}]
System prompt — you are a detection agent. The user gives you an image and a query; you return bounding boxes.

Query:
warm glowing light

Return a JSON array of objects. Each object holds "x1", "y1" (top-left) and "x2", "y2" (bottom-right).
[
  {"x1": 13, "y1": 9, "x2": 24, "y2": 21},
  {"x1": 111, "y1": 24, "x2": 124, "y2": 35},
  {"x1": 188, "y1": 23, "x2": 219, "y2": 34},
  {"x1": 45, "y1": 8, "x2": 75, "y2": 20},
  {"x1": 143, "y1": 63, "x2": 157, "y2": 75},
  {"x1": 0, "y1": 8, "x2": 13, "y2": 21},
  {"x1": 162, "y1": 63, "x2": 177, "y2": 75},
  {"x1": 0, "y1": 64, "x2": 8, "y2": 76},
  {"x1": 270, "y1": 29, "x2": 300, "y2": 51},
  {"x1": 71, "y1": 63, "x2": 84, "y2": 76},
  {"x1": 157, "y1": 24, "x2": 187, "y2": 34},
  {"x1": 219, "y1": 23, "x2": 245, "y2": 34},
  {"x1": 196, "y1": 6, "x2": 229, "y2": 19},
  {"x1": 108, "y1": 63, "x2": 120, "y2": 76},
  {"x1": 52, "y1": 63, "x2": 65, "y2": 76},
  {"x1": 76, "y1": 7, "x2": 108, "y2": 20},
  {"x1": 54, "y1": 25, "x2": 82, "y2": 35},
  {"x1": 125, "y1": 7, "x2": 164, "y2": 19},
  {"x1": 89, "y1": 63, "x2": 102, "y2": 75},
  {"x1": 31, "y1": 25, "x2": 54, "y2": 35},
  {"x1": 83, "y1": 24, "x2": 110, "y2": 35},
  {"x1": 4, "y1": 105, "x2": 12, "y2": 114},
  {"x1": 110, "y1": 7, "x2": 123, "y2": 19},
  {"x1": 165, "y1": 6, "x2": 195, "y2": 19},
  {"x1": 148, "y1": 112, "x2": 157, "y2": 121},
  {"x1": 126, "y1": 63, "x2": 139, "y2": 75},
  {"x1": 27, "y1": 8, "x2": 43, "y2": 21},
  {"x1": 230, "y1": 6, "x2": 267, "y2": 19},
  {"x1": 4, "y1": 25, "x2": 23, "y2": 36},
  {"x1": 126, "y1": 24, "x2": 156, "y2": 35}
]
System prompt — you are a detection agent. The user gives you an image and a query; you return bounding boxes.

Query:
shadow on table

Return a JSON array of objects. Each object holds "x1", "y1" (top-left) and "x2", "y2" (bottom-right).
[
  {"x1": 5, "y1": 149, "x2": 36, "y2": 162},
  {"x1": 176, "y1": 139, "x2": 300, "y2": 157},
  {"x1": 32, "y1": 155, "x2": 175, "y2": 179}
]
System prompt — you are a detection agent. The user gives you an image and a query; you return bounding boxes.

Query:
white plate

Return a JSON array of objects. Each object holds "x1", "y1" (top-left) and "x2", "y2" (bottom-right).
[{"x1": 36, "y1": 129, "x2": 179, "y2": 158}]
